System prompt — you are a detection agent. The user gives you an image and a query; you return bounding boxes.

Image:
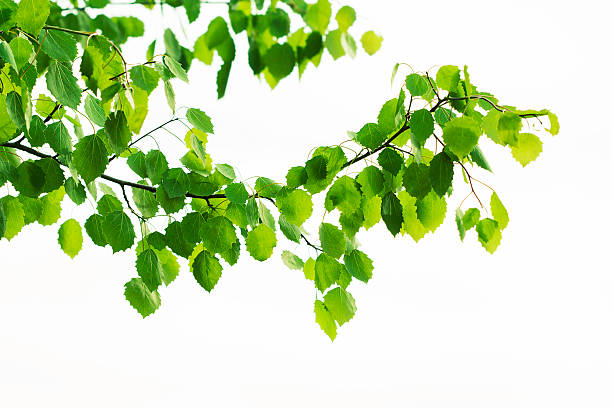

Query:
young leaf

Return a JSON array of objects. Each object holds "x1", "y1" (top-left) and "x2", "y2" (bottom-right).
[
  {"x1": 124, "y1": 278, "x2": 161, "y2": 318},
  {"x1": 136, "y1": 248, "x2": 163, "y2": 291},
  {"x1": 323, "y1": 287, "x2": 356, "y2": 326},
  {"x1": 58, "y1": 218, "x2": 83, "y2": 258},
  {"x1": 246, "y1": 224, "x2": 276, "y2": 261}
]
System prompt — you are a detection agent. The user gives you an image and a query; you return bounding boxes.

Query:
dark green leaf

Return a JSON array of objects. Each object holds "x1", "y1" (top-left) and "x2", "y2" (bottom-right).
[
  {"x1": 429, "y1": 152, "x2": 454, "y2": 196},
  {"x1": 381, "y1": 192, "x2": 402, "y2": 236},
  {"x1": 46, "y1": 59, "x2": 81, "y2": 108}
]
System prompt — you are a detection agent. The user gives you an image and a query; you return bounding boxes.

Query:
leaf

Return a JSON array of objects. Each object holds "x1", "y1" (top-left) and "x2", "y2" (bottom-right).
[
  {"x1": 186, "y1": 108, "x2": 214, "y2": 134},
  {"x1": 124, "y1": 278, "x2": 161, "y2": 318},
  {"x1": 319, "y1": 222, "x2": 346, "y2": 259},
  {"x1": 0, "y1": 196, "x2": 24, "y2": 240},
  {"x1": 462, "y1": 208, "x2": 480, "y2": 231},
  {"x1": 281, "y1": 250, "x2": 304, "y2": 270},
  {"x1": 355, "y1": 123, "x2": 385, "y2": 150},
  {"x1": 325, "y1": 30, "x2": 345, "y2": 60},
  {"x1": 277, "y1": 189, "x2": 313, "y2": 226},
  {"x1": 84, "y1": 95, "x2": 106, "y2": 127},
  {"x1": 44, "y1": 122, "x2": 72, "y2": 155},
  {"x1": 324, "y1": 287, "x2": 356, "y2": 326},
  {"x1": 14, "y1": 0, "x2": 49, "y2": 35},
  {"x1": 18, "y1": 195, "x2": 42, "y2": 225},
  {"x1": 442, "y1": 116, "x2": 482, "y2": 158},
  {"x1": 405, "y1": 73, "x2": 429, "y2": 96},
  {"x1": 65, "y1": 177, "x2": 86, "y2": 205},
  {"x1": 267, "y1": 7, "x2": 291, "y2": 37},
  {"x1": 476, "y1": 218, "x2": 502, "y2": 254},
  {"x1": 0, "y1": 40, "x2": 18, "y2": 72},
  {"x1": 403, "y1": 162, "x2": 431, "y2": 199},
  {"x1": 40, "y1": 29, "x2": 77, "y2": 61},
  {"x1": 377, "y1": 98, "x2": 403, "y2": 135},
  {"x1": 58, "y1": 218, "x2": 82, "y2": 258},
  {"x1": 37, "y1": 157, "x2": 64, "y2": 193},
  {"x1": 6, "y1": 91, "x2": 25, "y2": 129},
  {"x1": 416, "y1": 191, "x2": 447, "y2": 232},
  {"x1": 377, "y1": 148, "x2": 403, "y2": 176},
  {"x1": 84, "y1": 214, "x2": 107, "y2": 246},
  {"x1": 102, "y1": 211, "x2": 135, "y2": 252},
  {"x1": 145, "y1": 150, "x2": 168, "y2": 185},
  {"x1": 497, "y1": 112, "x2": 522, "y2": 146},
  {"x1": 192, "y1": 250, "x2": 223, "y2": 292},
  {"x1": 360, "y1": 31, "x2": 382, "y2": 55},
  {"x1": 132, "y1": 186, "x2": 158, "y2": 218},
  {"x1": 105, "y1": 111, "x2": 131, "y2": 155},
  {"x1": 136, "y1": 248, "x2": 162, "y2": 291},
  {"x1": 469, "y1": 146, "x2": 491, "y2": 172},
  {"x1": 225, "y1": 182, "x2": 248, "y2": 204},
  {"x1": 161, "y1": 168, "x2": 188, "y2": 198},
  {"x1": 264, "y1": 43, "x2": 295, "y2": 80},
  {"x1": 455, "y1": 208, "x2": 466, "y2": 241},
  {"x1": 409, "y1": 109, "x2": 434, "y2": 146},
  {"x1": 73, "y1": 132, "x2": 109, "y2": 183},
  {"x1": 314, "y1": 253, "x2": 341, "y2": 292},
  {"x1": 429, "y1": 152, "x2": 454, "y2": 196},
  {"x1": 164, "y1": 221, "x2": 194, "y2": 258},
  {"x1": 163, "y1": 55, "x2": 188, "y2": 82},
  {"x1": 547, "y1": 111, "x2": 559, "y2": 135},
  {"x1": 356, "y1": 166, "x2": 383, "y2": 198},
  {"x1": 305, "y1": 0, "x2": 331, "y2": 32},
  {"x1": 201, "y1": 216, "x2": 237, "y2": 254},
  {"x1": 204, "y1": 16, "x2": 229, "y2": 48},
  {"x1": 435, "y1": 65, "x2": 460, "y2": 91},
  {"x1": 286, "y1": 166, "x2": 307, "y2": 188},
  {"x1": 215, "y1": 163, "x2": 235, "y2": 180},
  {"x1": 381, "y1": 192, "x2": 403, "y2": 236},
  {"x1": 9, "y1": 37, "x2": 32, "y2": 70},
  {"x1": 344, "y1": 249, "x2": 373, "y2": 283},
  {"x1": 490, "y1": 192, "x2": 509, "y2": 230},
  {"x1": 11, "y1": 161, "x2": 44, "y2": 198},
  {"x1": 46, "y1": 60, "x2": 81, "y2": 109},
  {"x1": 183, "y1": 0, "x2": 201, "y2": 23},
  {"x1": 314, "y1": 300, "x2": 336, "y2": 341},
  {"x1": 303, "y1": 257, "x2": 315, "y2": 280},
  {"x1": 336, "y1": 5, "x2": 356, "y2": 32},
  {"x1": 325, "y1": 176, "x2": 361, "y2": 214},
  {"x1": 246, "y1": 224, "x2": 276, "y2": 261},
  {"x1": 361, "y1": 195, "x2": 381, "y2": 229},
  {"x1": 130, "y1": 65, "x2": 160, "y2": 93},
  {"x1": 278, "y1": 214, "x2": 301, "y2": 243},
  {"x1": 38, "y1": 187, "x2": 65, "y2": 226},
  {"x1": 511, "y1": 133, "x2": 542, "y2": 166}
]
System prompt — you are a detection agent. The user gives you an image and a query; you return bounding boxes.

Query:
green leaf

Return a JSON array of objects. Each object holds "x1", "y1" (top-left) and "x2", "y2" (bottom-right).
[
  {"x1": 105, "y1": 111, "x2": 131, "y2": 155},
  {"x1": 186, "y1": 108, "x2": 214, "y2": 134},
  {"x1": 267, "y1": 7, "x2": 291, "y2": 37},
  {"x1": 490, "y1": 192, "x2": 509, "y2": 230},
  {"x1": 304, "y1": 155, "x2": 328, "y2": 194},
  {"x1": 0, "y1": 199, "x2": 5, "y2": 238},
  {"x1": 381, "y1": 192, "x2": 403, "y2": 236},
  {"x1": 37, "y1": 157, "x2": 64, "y2": 193},
  {"x1": 336, "y1": 5, "x2": 356, "y2": 32},
  {"x1": 136, "y1": 248, "x2": 162, "y2": 291},
  {"x1": 46, "y1": 60, "x2": 81, "y2": 109},
  {"x1": 314, "y1": 299, "x2": 336, "y2": 341},
  {"x1": 360, "y1": 31, "x2": 382, "y2": 55},
  {"x1": 40, "y1": 30, "x2": 77, "y2": 61},
  {"x1": 314, "y1": 253, "x2": 341, "y2": 292},
  {"x1": 511, "y1": 133, "x2": 542, "y2": 166},
  {"x1": 416, "y1": 191, "x2": 447, "y2": 232},
  {"x1": 325, "y1": 176, "x2": 361, "y2": 214},
  {"x1": 264, "y1": 43, "x2": 295, "y2": 80},
  {"x1": 355, "y1": 123, "x2": 385, "y2": 150},
  {"x1": 215, "y1": 163, "x2": 235, "y2": 180},
  {"x1": 476, "y1": 218, "x2": 502, "y2": 254},
  {"x1": 201, "y1": 216, "x2": 237, "y2": 254},
  {"x1": 73, "y1": 132, "x2": 109, "y2": 183},
  {"x1": 18, "y1": 195, "x2": 42, "y2": 225},
  {"x1": 84, "y1": 214, "x2": 107, "y2": 246},
  {"x1": 132, "y1": 186, "x2": 158, "y2": 218},
  {"x1": 281, "y1": 250, "x2": 304, "y2": 270},
  {"x1": 278, "y1": 214, "x2": 301, "y2": 243},
  {"x1": 377, "y1": 98, "x2": 403, "y2": 135},
  {"x1": 183, "y1": 0, "x2": 201, "y2": 23},
  {"x1": 324, "y1": 287, "x2": 356, "y2": 326},
  {"x1": 11, "y1": 161, "x2": 44, "y2": 198},
  {"x1": 161, "y1": 168, "x2": 188, "y2": 198},
  {"x1": 204, "y1": 16, "x2": 229, "y2": 48},
  {"x1": 286, "y1": 166, "x2": 307, "y2": 188},
  {"x1": 192, "y1": 250, "x2": 223, "y2": 292},
  {"x1": 0, "y1": 40, "x2": 18, "y2": 73},
  {"x1": 165, "y1": 221, "x2": 194, "y2": 258},
  {"x1": 455, "y1": 208, "x2": 466, "y2": 241},
  {"x1": 44, "y1": 122, "x2": 72, "y2": 155},
  {"x1": 547, "y1": 112, "x2": 559, "y2": 135},
  {"x1": 9, "y1": 37, "x2": 33, "y2": 70},
  {"x1": 403, "y1": 162, "x2": 431, "y2": 199},
  {"x1": 303, "y1": 257, "x2": 315, "y2": 281},
  {"x1": 225, "y1": 182, "x2": 248, "y2": 204},
  {"x1": 255, "y1": 177, "x2": 282, "y2": 198},
  {"x1": 497, "y1": 112, "x2": 522, "y2": 146},
  {"x1": 130, "y1": 65, "x2": 160, "y2": 93},
  {"x1": 58, "y1": 218, "x2": 82, "y2": 258},
  {"x1": 38, "y1": 186, "x2": 64, "y2": 225},
  {"x1": 469, "y1": 145, "x2": 491, "y2": 172},
  {"x1": 14, "y1": 0, "x2": 49, "y2": 35},
  {"x1": 344, "y1": 249, "x2": 373, "y2": 283},
  {"x1": 361, "y1": 195, "x2": 381, "y2": 229},
  {"x1": 65, "y1": 177, "x2": 86, "y2": 205},
  {"x1": 163, "y1": 55, "x2": 188, "y2": 82},
  {"x1": 319, "y1": 222, "x2": 346, "y2": 259},
  {"x1": 84, "y1": 95, "x2": 106, "y2": 127},
  {"x1": 435, "y1": 65, "x2": 460, "y2": 91},
  {"x1": 377, "y1": 148, "x2": 403, "y2": 176},
  {"x1": 0, "y1": 96, "x2": 17, "y2": 143},
  {"x1": 462, "y1": 208, "x2": 480, "y2": 231},
  {"x1": 6, "y1": 91, "x2": 25, "y2": 129},
  {"x1": 145, "y1": 150, "x2": 168, "y2": 185},
  {"x1": 0, "y1": 196, "x2": 24, "y2": 240},
  {"x1": 277, "y1": 188, "x2": 313, "y2": 226},
  {"x1": 305, "y1": 0, "x2": 331, "y2": 32},
  {"x1": 356, "y1": 166, "x2": 383, "y2": 198},
  {"x1": 124, "y1": 278, "x2": 161, "y2": 318},
  {"x1": 102, "y1": 211, "x2": 135, "y2": 252},
  {"x1": 409, "y1": 109, "x2": 434, "y2": 146},
  {"x1": 442, "y1": 116, "x2": 481, "y2": 158},
  {"x1": 405, "y1": 73, "x2": 429, "y2": 96},
  {"x1": 246, "y1": 224, "x2": 276, "y2": 261},
  {"x1": 429, "y1": 152, "x2": 454, "y2": 196},
  {"x1": 325, "y1": 30, "x2": 345, "y2": 60}
]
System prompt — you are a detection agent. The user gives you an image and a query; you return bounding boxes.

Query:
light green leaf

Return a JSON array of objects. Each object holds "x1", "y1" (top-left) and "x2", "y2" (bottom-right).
[
  {"x1": 325, "y1": 175, "x2": 361, "y2": 214},
  {"x1": 163, "y1": 55, "x2": 188, "y2": 82},
  {"x1": 476, "y1": 218, "x2": 502, "y2": 254},
  {"x1": 278, "y1": 214, "x2": 301, "y2": 243},
  {"x1": 355, "y1": 123, "x2": 385, "y2": 150},
  {"x1": 416, "y1": 191, "x2": 447, "y2": 232},
  {"x1": 15, "y1": 0, "x2": 49, "y2": 35},
  {"x1": 356, "y1": 166, "x2": 383, "y2": 198},
  {"x1": 442, "y1": 116, "x2": 482, "y2": 158},
  {"x1": 246, "y1": 223, "x2": 276, "y2": 261},
  {"x1": 0, "y1": 40, "x2": 18, "y2": 72},
  {"x1": 511, "y1": 133, "x2": 542, "y2": 166},
  {"x1": 344, "y1": 249, "x2": 373, "y2": 283},
  {"x1": 335, "y1": 5, "x2": 356, "y2": 32},
  {"x1": 319, "y1": 222, "x2": 346, "y2": 259},
  {"x1": 0, "y1": 196, "x2": 24, "y2": 240},
  {"x1": 360, "y1": 31, "x2": 382, "y2": 55},
  {"x1": 490, "y1": 192, "x2": 509, "y2": 230},
  {"x1": 186, "y1": 108, "x2": 214, "y2": 134},
  {"x1": 201, "y1": 216, "x2": 237, "y2": 254},
  {"x1": 9, "y1": 37, "x2": 33, "y2": 69},
  {"x1": 303, "y1": 257, "x2": 315, "y2": 281},
  {"x1": 455, "y1": 208, "x2": 466, "y2": 241},
  {"x1": 277, "y1": 188, "x2": 313, "y2": 226},
  {"x1": 105, "y1": 111, "x2": 131, "y2": 155},
  {"x1": 314, "y1": 252, "x2": 341, "y2": 292},
  {"x1": 58, "y1": 218, "x2": 82, "y2": 258},
  {"x1": 361, "y1": 195, "x2": 381, "y2": 229},
  {"x1": 38, "y1": 186, "x2": 65, "y2": 226},
  {"x1": 0, "y1": 95, "x2": 18, "y2": 143},
  {"x1": 124, "y1": 278, "x2": 161, "y2": 318},
  {"x1": 405, "y1": 73, "x2": 429, "y2": 97},
  {"x1": 435, "y1": 65, "x2": 460, "y2": 91},
  {"x1": 132, "y1": 186, "x2": 158, "y2": 218},
  {"x1": 324, "y1": 286, "x2": 356, "y2": 326},
  {"x1": 136, "y1": 248, "x2": 162, "y2": 291},
  {"x1": 305, "y1": 0, "x2": 331, "y2": 32},
  {"x1": 84, "y1": 95, "x2": 106, "y2": 127},
  {"x1": 130, "y1": 65, "x2": 160, "y2": 93},
  {"x1": 398, "y1": 191, "x2": 426, "y2": 242},
  {"x1": 281, "y1": 250, "x2": 304, "y2": 270},
  {"x1": 324, "y1": 29, "x2": 345, "y2": 60},
  {"x1": 497, "y1": 112, "x2": 522, "y2": 146},
  {"x1": 40, "y1": 30, "x2": 77, "y2": 61},
  {"x1": 462, "y1": 208, "x2": 480, "y2": 231},
  {"x1": 314, "y1": 299, "x2": 336, "y2": 341},
  {"x1": 547, "y1": 112, "x2": 559, "y2": 135}
]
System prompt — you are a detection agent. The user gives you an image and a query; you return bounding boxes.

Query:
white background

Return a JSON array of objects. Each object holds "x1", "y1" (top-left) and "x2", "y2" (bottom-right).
[{"x1": 1, "y1": 0, "x2": 611, "y2": 406}]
